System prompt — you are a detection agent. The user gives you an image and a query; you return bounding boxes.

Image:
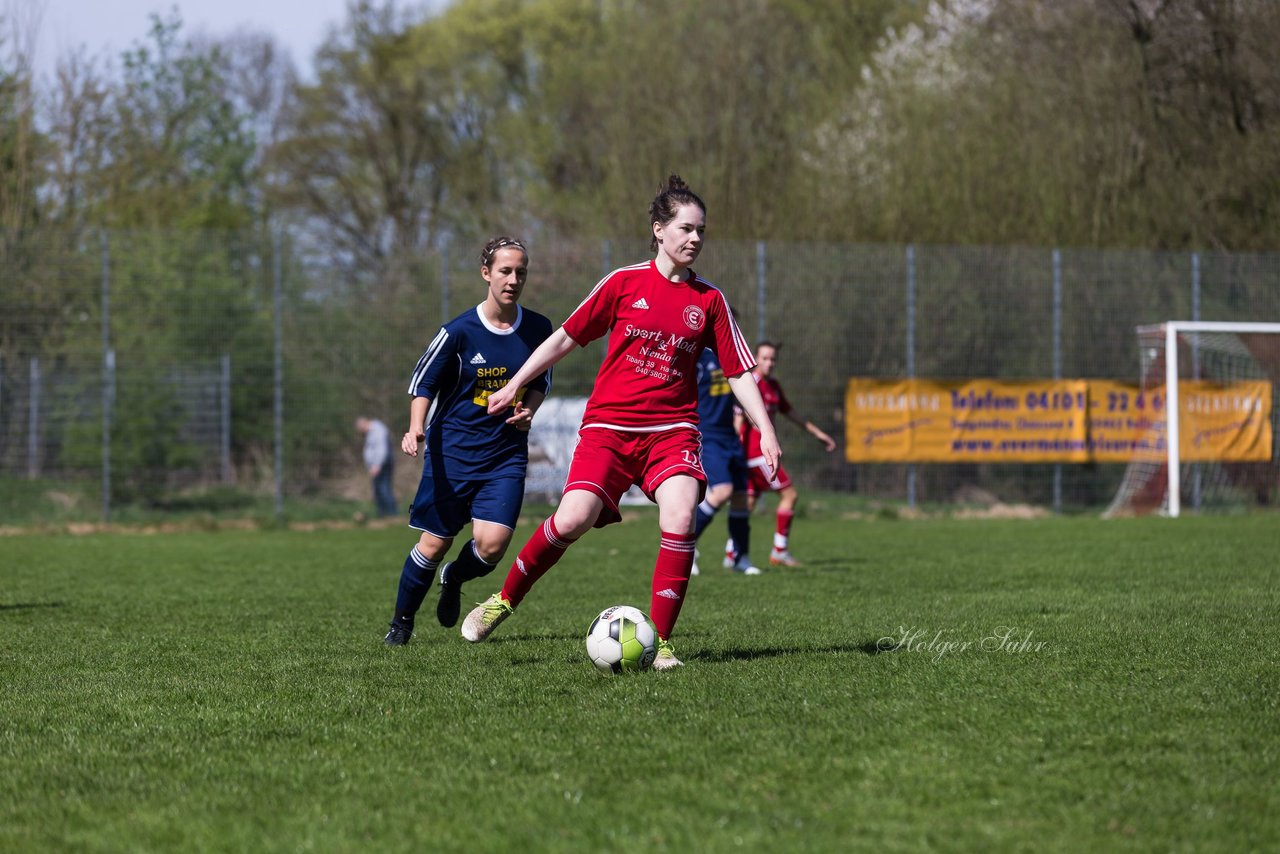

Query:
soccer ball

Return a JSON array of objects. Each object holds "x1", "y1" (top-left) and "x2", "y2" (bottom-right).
[{"x1": 585, "y1": 605, "x2": 658, "y2": 675}]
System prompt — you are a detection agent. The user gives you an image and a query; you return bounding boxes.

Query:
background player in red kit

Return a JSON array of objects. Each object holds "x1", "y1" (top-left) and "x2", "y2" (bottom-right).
[
  {"x1": 463, "y1": 175, "x2": 781, "y2": 670},
  {"x1": 736, "y1": 340, "x2": 837, "y2": 567}
]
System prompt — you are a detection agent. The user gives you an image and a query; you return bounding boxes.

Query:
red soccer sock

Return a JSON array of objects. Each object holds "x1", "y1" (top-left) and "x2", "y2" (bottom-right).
[
  {"x1": 649, "y1": 531, "x2": 696, "y2": 639},
  {"x1": 776, "y1": 509, "x2": 795, "y2": 539},
  {"x1": 500, "y1": 517, "x2": 577, "y2": 608}
]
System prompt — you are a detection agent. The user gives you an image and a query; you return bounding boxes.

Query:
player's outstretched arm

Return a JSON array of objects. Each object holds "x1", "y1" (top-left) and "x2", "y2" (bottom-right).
[
  {"x1": 785, "y1": 409, "x2": 837, "y2": 452},
  {"x1": 728, "y1": 371, "x2": 781, "y2": 477},
  {"x1": 487, "y1": 328, "x2": 578, "y2": 415},
  {"x1": 402, "y1": 396, "x2": 431, "y2": 457}
]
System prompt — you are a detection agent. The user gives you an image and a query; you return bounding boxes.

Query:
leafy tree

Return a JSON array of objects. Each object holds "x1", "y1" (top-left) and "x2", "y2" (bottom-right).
[
  {"x1": 83, "y1": 13, "x2": 259, "y2": 230},
  {"x1": 810, "y1": 0, "x2": 1280, "y2": 250},
  {"x1": 520, "y1": 0, "x2": 902, "y2": 240},
  {"x1": 269, "y1": 0, "x2": 532, "y2": 279}
]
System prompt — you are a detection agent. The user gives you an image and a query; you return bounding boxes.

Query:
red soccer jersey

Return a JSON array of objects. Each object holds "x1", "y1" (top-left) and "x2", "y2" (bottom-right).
[
  {"x1": 562, "y1": 261, "x2": 755, "y2": 431},
  {"x1": 741, "y1": 374, "x2": 791, "y2": 456}
]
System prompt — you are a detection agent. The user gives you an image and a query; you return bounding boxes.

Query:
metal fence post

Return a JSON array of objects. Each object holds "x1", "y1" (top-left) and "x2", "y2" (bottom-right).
[
  {"x1": 101, "y1": 230, "x2": 112, "y2": 521},
  {"x1": 1052, "y1": 248, "x2": 1062, "y2": 514},
  {"x1": 220, "y1": 353, "x2": 232, "y2": 484},
  {"x1": 440, "y1": 242, "x2": 450, "y2": 323},
  {"x1": 906, "y1": 245, "x2": 917, "y2": 509},
  {"x1": 273, "y1": 230, "x2": 285, "y2": 521},
  {"x1": 1191, "y1": 251, "x2": 1202, "y2": 511},
  {"x1": 756, "y1": 241, "x2": 767, "y2": 344},
  {"x1": 27, "y1": 356, "x2": 39, "y2": 479}
]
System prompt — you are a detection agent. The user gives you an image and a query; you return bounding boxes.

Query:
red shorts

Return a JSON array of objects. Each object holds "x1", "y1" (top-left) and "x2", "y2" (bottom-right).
[
  {"x1": 746, "y1": 457, "x2": 792, "y2": 497},
  {"x1": 564, "y1": 426, "x2": 706, "y2": 527}
]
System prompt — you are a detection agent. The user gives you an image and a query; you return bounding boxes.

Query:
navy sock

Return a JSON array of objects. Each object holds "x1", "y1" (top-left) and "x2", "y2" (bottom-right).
[
  {"x1": 727, "y1": 509, "x2": 751, "y2": 562},
  {"x1": 393, "y1": 546, "x2": 439, "y2": 626},
  {"x1": 448, "y1": 539, "x2": 497, "y2": 584},
  {"x1": 694, "y1": 499, "x2": 718, "y2": 538}
]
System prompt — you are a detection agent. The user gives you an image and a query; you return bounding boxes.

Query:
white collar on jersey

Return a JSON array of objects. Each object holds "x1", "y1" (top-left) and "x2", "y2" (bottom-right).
[{"x1": 475, "y1": 303, "x2": 522, "y2": 335}]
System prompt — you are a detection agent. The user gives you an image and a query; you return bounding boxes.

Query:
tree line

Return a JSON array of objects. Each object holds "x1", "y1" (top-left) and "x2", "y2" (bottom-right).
[{"x1": 4, "y1": 0, "x2": 1278, "y2": 264}]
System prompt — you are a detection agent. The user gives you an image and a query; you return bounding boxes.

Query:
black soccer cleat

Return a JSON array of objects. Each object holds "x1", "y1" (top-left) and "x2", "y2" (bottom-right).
[
  {"x1": 383, "y1": 621, "x2": 413, "y2": 646},
  {"x1": 435, "y1": 562, "x2": 463, "y2": 628}
]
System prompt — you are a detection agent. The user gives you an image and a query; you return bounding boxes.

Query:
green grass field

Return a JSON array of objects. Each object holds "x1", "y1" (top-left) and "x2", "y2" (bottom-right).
[{"x1": 2, "y1": 506, "x2": 1278, "y2": 852}]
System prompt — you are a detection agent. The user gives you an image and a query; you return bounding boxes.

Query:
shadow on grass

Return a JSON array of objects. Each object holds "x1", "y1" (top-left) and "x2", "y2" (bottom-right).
[
  {"x1": 0, "y1": 601, "x2": 66, "y2": 613},
  {"x1": 802, "y1": 557, "x2": 872, "y2": 570},
  {"x1": 691, "y1": 641, "x2": 869, "y2": 663},
  {"x1": 858, "y1": 637, "x2": 898, "y2": 655},
  {"x1": 486, "y1": 631, "x2": 581, "y2": 645}
]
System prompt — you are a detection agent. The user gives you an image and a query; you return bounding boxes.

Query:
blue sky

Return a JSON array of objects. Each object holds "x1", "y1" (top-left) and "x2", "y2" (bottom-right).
[{"x1": 31, "y1": 0, "x2": 432, "y2": 76}]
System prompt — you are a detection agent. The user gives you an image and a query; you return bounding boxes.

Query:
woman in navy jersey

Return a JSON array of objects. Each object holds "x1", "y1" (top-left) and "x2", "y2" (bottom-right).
[
  {"x1": 383, "y1": 237, "x2": 554, "y2": 646},
  {"x1": 691, "y1": 345, "x2": 761, "y2": 575},
  {"x1": 464, "y1": 176, "x2": 781, "y2": 670}
]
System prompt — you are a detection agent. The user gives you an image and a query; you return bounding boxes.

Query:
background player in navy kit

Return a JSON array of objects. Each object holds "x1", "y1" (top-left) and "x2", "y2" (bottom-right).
[
  {"x1": 691, "y1": 346, "x2": 761, "y2": 575},
  {"x1": 462, "y1": 176, "x2": 781, "y2": 670},
  {"x1": 383, "y1": 237, "x2": 554, "y2": 646}
]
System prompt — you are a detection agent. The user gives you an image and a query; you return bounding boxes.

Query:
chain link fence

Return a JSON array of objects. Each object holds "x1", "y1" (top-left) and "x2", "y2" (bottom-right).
[{"x1": 3, "y1": 229, "x2": 1278, "y2": 522}]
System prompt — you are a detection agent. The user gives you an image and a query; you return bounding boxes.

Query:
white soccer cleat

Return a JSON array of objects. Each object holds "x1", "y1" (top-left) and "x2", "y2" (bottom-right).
[
  {"x1": 690, "y1": 548, "x2": 700, "y2": 577},
  {"x1": 460, "y1": 593, "x2": 514, "y2": 642},
  {"x1": 652, "y1": 638, "x2": 683, "y2": 671},
  {"x1": 769, "y1": 548, "x2": 801, "y2": 568},
  {"x1": 731, "y1": 556, "x2": 762, "y2": 576}
]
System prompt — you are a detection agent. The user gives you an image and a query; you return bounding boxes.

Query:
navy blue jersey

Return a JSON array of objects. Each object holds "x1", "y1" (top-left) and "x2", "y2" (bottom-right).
[
  {"x1": 695, "y1": 348, "x2": 737, "y2": 444},
  {"x1": 408, "y1": 304, "x2": 554, "y2": 479}
]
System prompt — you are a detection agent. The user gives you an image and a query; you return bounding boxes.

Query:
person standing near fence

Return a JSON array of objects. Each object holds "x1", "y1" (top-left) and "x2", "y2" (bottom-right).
[
  {"x1": 356, "y1": 416, "x2": 397, "y2": 518},
  {"x1": 734, "y1": 340, "x2": 837, "y2": 568},
  {"x1": 382, "y1": 236, "x2": 554, "y2": 646},
  {"x1": 461, "y1": 175, "x2": 781, "y2": 670},
  {"x1": 691, "y1": 345, "x2": 761, "y2": 575}
]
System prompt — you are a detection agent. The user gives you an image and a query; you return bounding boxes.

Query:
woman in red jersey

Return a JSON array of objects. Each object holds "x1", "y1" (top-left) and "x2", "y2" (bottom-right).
[
  {"x1": 463, "y1": 175, "x2": 781, "y2": 670},
  {"x1": 736, "y1": 341, "x2": 838, "y2": 568}
]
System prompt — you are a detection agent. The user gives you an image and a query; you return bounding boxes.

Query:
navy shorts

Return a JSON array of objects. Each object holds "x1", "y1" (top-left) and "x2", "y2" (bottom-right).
[
  {"x1": 408, "y1": 466, "x2": 525, "y2": 539},
  {"x1": 700, "y1": 434, "x2": 748, "y2": 492}
]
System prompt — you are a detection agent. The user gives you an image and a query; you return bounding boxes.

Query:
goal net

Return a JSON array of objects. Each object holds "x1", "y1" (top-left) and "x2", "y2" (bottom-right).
[{"x1": 1104, "y1": 321, "x2": 1280, "y2": 518}]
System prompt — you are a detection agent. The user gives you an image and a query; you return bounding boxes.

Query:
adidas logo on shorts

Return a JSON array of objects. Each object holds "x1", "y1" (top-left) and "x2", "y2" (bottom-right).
[
  {"x1": 631, "y1": 298, "x2": 650, "y2": 310},
  {"x1": 470, "y1": 353, "x2": 487, "y2": 365}
]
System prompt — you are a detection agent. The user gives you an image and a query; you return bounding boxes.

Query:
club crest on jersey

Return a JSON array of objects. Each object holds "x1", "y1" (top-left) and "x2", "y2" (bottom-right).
[
  {"x1": 470, "y1": 352, "x2": 487, "y2": 365},
  {"x1": 683, "y1": 305, "x2": 705, "y2": 331}
]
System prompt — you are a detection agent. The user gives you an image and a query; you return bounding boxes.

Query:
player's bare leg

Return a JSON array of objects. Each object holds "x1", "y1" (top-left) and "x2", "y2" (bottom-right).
[
  {"x1": 436, "y1": 521, "x2": 511, "y2": 628},
  {"x1": 386, "y1": 531, "x2": 451, "y2": 645},
  {"x1": 650, "y1": 476, "x2": 699, "y2": 670},
  {"x1": 770, "y1": 485, "x2": 802, "y2": 567},
  {"x1": 461, "y1": 491, "x2": 603, "y2": 642}
]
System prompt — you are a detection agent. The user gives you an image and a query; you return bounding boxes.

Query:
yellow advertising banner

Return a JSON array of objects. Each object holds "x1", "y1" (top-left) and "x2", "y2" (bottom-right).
[
  {"x1": 845, "y1": 379, "x2": 1091, "y2": 463},
  {"x1": 845, "y1": 378, "x2": 1273, "y2": 463},
  {"x1": 1088, "y1": 379, "x2": 1272, "y2": 463}
]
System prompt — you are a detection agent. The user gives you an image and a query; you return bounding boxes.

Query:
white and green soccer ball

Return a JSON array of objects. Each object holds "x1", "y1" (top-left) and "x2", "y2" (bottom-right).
[{"x1": 585, "y1": 605, "x2": 657, "y2": 675}]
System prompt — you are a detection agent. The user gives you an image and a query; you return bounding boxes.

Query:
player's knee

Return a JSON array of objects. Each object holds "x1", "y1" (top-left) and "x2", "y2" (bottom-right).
[
  {"x1": 417, "y1": 532, "x2": 450, "y2": 560},
  {"x1": 552, "y1": 508, "x2": 594, "y2": 539},
  {"x1": 659, "y1": 507, "x2": 697, "y2": 534},
  {"x1": 472, "y1": 539, "x2": 509, "y2": 564},
  {"x1": 706, "y1": 483, "x2": 733, "y2": 507}
]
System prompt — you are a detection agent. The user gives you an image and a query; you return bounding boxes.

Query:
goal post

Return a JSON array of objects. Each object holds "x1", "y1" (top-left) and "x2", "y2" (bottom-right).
[{"x1": 1105, "y1": 321, "x2": 1280, "y2": 518}]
